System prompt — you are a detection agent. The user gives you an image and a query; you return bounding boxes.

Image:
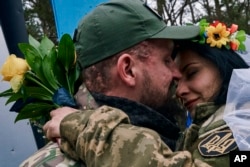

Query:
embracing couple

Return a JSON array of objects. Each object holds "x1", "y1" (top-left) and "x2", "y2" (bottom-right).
[{"x1": 21, "y1": 0, "x2": 249, "y2": 167}]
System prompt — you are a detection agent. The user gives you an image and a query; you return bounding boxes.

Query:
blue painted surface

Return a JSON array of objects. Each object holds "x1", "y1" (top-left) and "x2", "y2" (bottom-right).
[{"x1": 51, "y1": 0, "x2": 107, "y2": 39}]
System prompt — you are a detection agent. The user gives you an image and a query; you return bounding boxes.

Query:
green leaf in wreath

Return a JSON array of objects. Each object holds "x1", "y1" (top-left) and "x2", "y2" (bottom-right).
[
  {"x1": 236, "y1": 30, "x2": 246, "y2": 41},
  {"x1": 15, "y1": 102, "x2": 55, "y2": 122},
  {"x1": 58, "y1": 34, "x2": 75, "y2": 72},
  {"x1": 238, "y1": 43, "x2": 246, "y2": 51}
]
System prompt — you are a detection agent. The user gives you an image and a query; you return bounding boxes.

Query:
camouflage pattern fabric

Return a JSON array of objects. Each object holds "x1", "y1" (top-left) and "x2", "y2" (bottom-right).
[
  {"x1": 90, "y1": 91, "x2": 181, "y2": 151},
  {"x1": 74, "y1": 84, "x2": 99, "y2": 110},
  {"x1": 19, "y1": 84, "x2": 97, "y2": 167},
  {"x1": 176, "y1": 103, "x2": 238, "y2": 167},
  {"x1": 19, "y1": 141, "x2": 85, "y2": 167},
  {"x1": 20, "y1": 84, "x2": 211, "y2": 167},
  {"x1": 59, "y1": 105, "x2": 211, "y2": 167}
]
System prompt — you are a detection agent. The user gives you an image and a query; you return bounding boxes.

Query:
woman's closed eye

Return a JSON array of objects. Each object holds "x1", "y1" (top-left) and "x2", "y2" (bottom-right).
[{"x1": 186, "y1": 69, "x2": 198, "y2": 79}]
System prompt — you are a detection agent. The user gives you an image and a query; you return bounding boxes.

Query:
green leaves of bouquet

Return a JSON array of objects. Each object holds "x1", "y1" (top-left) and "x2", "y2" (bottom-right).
[{"x1": 0, "y1": 34, "x2": 80, "y2": 123}]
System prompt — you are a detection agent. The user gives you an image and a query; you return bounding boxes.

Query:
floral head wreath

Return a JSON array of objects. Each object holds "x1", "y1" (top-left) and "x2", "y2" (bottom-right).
[{"x1": 194, "y1": 19, "x2": 246, "y2": 51}]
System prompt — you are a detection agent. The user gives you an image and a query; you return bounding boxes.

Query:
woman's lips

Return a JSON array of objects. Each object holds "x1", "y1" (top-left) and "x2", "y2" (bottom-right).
[{"x1": 184, "y1": 99, "x2": 198, "y2": 110}]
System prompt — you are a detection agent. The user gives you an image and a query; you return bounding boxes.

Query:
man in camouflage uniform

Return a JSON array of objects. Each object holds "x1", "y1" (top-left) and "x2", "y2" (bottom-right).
[
  {"x1": 20, "y1": 0, "x2": 211, "y2": 166},
  {"x1": 20, "y1": 86, "x2": 95, "y2": 167}
]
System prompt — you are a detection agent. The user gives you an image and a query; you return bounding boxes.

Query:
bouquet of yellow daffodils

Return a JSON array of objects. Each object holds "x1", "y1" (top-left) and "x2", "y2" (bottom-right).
[{"x1": 0, "y1": 34, "x2": 80, "y2": 124}]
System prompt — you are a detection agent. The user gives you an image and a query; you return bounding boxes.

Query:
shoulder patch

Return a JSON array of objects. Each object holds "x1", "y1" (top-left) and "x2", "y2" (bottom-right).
[{"x1": 198, "y1": 130, "x2": 237, "y2": 157}]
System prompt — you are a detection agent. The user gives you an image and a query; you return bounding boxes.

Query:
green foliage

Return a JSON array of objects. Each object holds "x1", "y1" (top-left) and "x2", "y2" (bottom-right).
[
  {"x1": 237, "y1": 30, "x2": 247, "y2": 51},
  {"x1": 0, "y1": 34, "x2": 80, "y2": 123},
  {"x1": 15, "y1": 102, "x2": 55, "y2": 123},
  {"x1": 22, "y1": 0, "x2": 57, "y2": 43},
  {"x1": 154, "y1": 0, "x2": 250, "y2": 34}
]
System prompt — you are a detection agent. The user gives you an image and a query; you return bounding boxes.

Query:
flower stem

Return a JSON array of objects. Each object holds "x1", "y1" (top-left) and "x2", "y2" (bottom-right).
[
  {"x1": 66, "y1": 74, "x2": 72, "y2": 95},
  {"x1": 26, "y1": 72, "x2": 54, "y2": 95}
]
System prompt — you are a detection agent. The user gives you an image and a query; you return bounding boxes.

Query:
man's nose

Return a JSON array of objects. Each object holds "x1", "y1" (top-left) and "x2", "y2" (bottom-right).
[{"x1": 171, "y1": 63, "x2": 182, "y2": 80}]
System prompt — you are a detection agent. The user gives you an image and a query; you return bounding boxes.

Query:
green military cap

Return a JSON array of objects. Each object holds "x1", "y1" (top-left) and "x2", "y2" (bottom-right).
[{"x1": 74, "y1": 0, "x2": 200, "y2": 68}]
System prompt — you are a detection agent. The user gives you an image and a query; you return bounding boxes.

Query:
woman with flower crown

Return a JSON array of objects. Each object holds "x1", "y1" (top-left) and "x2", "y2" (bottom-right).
[{"x1": 173, "y1": 20, "x2": 249, "y2": 166}]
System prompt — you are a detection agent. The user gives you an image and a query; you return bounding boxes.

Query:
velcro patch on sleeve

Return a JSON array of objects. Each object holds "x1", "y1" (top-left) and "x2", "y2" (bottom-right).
[{"x1": 198, "y1": 130, "x2": 237, "y2": 157}]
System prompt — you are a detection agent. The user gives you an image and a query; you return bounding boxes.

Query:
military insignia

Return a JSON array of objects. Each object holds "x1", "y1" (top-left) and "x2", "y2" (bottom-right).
[{"x1": 198, "y1": 130, "x2": 237, "y2": 157}]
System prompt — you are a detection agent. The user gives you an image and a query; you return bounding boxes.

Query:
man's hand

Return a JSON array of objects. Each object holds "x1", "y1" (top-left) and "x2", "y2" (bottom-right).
[{"x1": 43, "y1": 107, "x2": 78, "y2": 141}]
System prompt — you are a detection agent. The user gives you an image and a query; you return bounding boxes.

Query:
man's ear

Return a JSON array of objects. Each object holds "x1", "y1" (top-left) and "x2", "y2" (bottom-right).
[{"x1": 116, "y1": 54, "x2": 136, "y2": 87}]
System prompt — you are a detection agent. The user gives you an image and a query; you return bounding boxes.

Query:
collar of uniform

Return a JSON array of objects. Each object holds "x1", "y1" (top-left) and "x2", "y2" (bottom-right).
[
  {"x1": 193, "y1": 102, "x2": 220, "y2": 125},
  {"x1": 74, "y1": 84, "x2": 99, "y2": 110},
  {"x1": 91, "y1": 92, "x2": 180, "y2": 150},
  {"x1": 199, "y1": 104, "x2": 227, "y2": 137}
]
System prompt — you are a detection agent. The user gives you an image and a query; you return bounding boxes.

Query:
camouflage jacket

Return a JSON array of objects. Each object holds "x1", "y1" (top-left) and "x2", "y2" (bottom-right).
[
  {"x1": 20, "y1": 84, "x2": 211, "y2": 167},
  {"x1": 176, "y1": 103, "x2": 238, "y2": 167},
  {"x1": 19, "y1": 84, "x2": 94, "y2": 167}
]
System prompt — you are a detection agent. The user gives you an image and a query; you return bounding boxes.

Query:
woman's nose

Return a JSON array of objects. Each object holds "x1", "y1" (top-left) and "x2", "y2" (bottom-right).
[{"x1": 176, "y1": 80, "x2": 189, "y2": 98}]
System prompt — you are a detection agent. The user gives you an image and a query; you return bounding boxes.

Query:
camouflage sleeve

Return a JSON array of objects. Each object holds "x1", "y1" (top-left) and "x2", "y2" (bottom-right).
[
  {"x1": 19, "y1": 141, "x2": 85, "y2": 167},
  {"x1": 60, "y1": 105, "x2": 211, "y2": 167}
]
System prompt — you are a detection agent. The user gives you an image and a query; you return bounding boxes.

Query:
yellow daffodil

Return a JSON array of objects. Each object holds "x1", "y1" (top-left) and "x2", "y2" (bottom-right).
[
  {"x1": 206, "y1": 23, "x2": 230, "y2": 48},
  {"x1": 10, "y1": 75, "x2": 25, "y2": 93},
  {"x1": 0, "y1": 54, "x2": 29, "y2": 92},
  {"x1": 0, "y1": 54, "x2": 29, "y2": 82}
]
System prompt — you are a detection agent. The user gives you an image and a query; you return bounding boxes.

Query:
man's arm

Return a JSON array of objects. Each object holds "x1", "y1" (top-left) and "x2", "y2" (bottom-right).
[{"x1": 57, "y1": 105, "x2": 211, "y2": 167}]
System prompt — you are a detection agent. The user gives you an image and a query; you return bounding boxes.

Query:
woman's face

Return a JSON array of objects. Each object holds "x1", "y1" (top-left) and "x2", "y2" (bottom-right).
[{"x1": 175, "y1": 49, "x2": 222, "y2": 118}]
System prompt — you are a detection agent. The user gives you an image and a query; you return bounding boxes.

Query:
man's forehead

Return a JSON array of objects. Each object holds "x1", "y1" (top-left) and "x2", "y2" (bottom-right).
[
  {"x1": 152, "y1": 38, "x2": 174, "y2": 47},
  {"x1": 161, "y1": 39, "x2": 175, "y2": 52}
]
